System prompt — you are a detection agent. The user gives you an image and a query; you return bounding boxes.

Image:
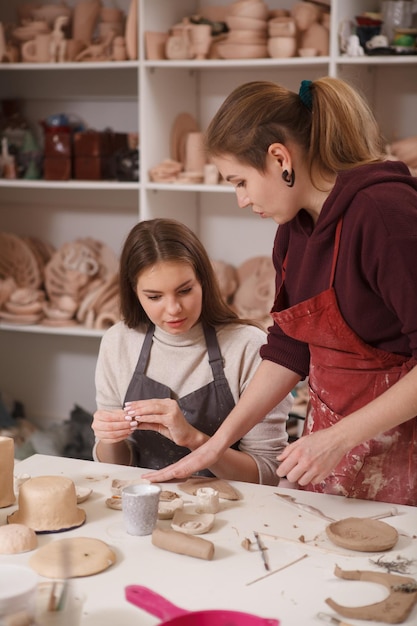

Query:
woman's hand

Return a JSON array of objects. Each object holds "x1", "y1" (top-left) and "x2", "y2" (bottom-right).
[
  {"x1": 124, "y1": 398, "x2": 202, "y2": 449},
  {"x1": 142, "y1": 439, "x2": 223, "y2": 482},
  {"x1": 276, "y1": 426, "x2": 348, "y2": 485},
  {"x1": 92, "y1": 409, "x2": 133, "y2": 444}
]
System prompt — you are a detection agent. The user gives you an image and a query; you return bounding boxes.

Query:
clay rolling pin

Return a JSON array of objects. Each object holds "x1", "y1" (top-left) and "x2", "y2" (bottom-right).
[{"x1": 152, "y1": 528, "x2": 214, "y2": 560}]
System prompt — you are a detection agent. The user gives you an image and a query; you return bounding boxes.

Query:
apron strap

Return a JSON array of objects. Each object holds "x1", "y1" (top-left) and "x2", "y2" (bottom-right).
[
  {"x1": 135, "y1": 323, "x2": 155, "y2": 375},
  {"x1": 329, "y1": 217, "x2": 343, "y2": 287},
  {"x1": 203, "y1": 323, "x2": 228, "y2": 384}
]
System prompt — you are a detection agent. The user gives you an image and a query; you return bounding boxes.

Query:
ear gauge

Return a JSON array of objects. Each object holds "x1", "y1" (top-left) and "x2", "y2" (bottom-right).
[{"x1": 282, "y1": 169, "x2": 295, "y2": 187}]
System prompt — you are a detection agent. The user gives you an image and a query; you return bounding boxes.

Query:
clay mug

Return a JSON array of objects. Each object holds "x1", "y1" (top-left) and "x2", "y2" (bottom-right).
[{"x1": 21, "y1": 33, "x2": 52, "y2": 63}]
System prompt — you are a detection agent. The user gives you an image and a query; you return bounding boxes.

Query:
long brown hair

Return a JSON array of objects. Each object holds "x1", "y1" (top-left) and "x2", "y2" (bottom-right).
[
  {"x1": 119, "y1": 218, "x2": 243, "y2": 329},
  {"x1": 205, "y1": 77, "x2": 385, "y2": 185}
]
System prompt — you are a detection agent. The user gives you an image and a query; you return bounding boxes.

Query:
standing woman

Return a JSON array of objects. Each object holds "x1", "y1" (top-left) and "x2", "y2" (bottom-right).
[
  {"x1": 92, "y1": 218, "x2": 292, "y2": 485},
  {"x1": 145, "y1": 78, "x2": 417, "y2": 506}
]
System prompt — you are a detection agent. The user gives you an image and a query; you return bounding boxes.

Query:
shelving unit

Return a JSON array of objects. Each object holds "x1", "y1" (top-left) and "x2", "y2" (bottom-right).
[{"x1": 0, "y1": 0, "x2": 416, "y2": 425}]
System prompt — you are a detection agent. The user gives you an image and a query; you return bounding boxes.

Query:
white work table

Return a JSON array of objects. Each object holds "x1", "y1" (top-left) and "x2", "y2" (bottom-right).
[{"x1": 1, "y1": 454, "x2": 416, "y2": 626}]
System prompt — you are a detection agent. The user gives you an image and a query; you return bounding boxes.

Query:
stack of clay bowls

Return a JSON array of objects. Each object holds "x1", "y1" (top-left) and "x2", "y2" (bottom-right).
[
  {"x1": 219, "y1": 0, "x2": 269, "y2": 59},
  {"x1": 267, "y1": 15, "x2": 297, "y2": 58}
]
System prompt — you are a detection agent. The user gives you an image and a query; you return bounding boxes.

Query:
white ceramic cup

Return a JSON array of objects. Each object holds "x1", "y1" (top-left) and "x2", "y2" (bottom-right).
[
  {"x1": 35, "y1": 581, "x2": 85, "y2": 626},
  {"x1": 0, "y1": 564, "x2": 38, "y2": 624},
  {"x1": 122, "y1": 484, "x2": 161, "y2": 536}
]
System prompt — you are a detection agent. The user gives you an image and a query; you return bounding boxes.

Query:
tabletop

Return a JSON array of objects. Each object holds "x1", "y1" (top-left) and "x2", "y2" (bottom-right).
[{"x1": 1, "y1": 454, "x2": 416, "y2": 626}]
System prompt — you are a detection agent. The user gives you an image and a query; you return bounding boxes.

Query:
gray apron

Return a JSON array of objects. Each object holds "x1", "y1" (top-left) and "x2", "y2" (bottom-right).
[{"x1": 125, "y1": 323, "x2": 237, "y2": 476}]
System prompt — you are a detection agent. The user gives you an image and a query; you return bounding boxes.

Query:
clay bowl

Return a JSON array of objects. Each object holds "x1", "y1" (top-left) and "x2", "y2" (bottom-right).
[
  {"x1": 31, "y1": 3, "x2": 72, "y2": 27},
  {"x1": 225, "y1": 16, "x2": 268, "y2": 32},
  {"x1": 229, "y1": 0, "x2": 269, "y2": 21},
  {"x1": 298, "y1": 47, "x2": 318, "y2": 57},
  {"x1": 227, "y1": 29, "x2": 267, "y2": 44},
  {"x1": 268, "y1": 16, "x2": 296, "y2": 37},
  {"x1": 12, "y1": 21, "x2": 50, "y2": 42},
  {"x1": 217, "y1": 42, "x2": 268, "y2": 59},
  {"x1": 267, "y1": 36, "x2": 297, "y2": 58}
]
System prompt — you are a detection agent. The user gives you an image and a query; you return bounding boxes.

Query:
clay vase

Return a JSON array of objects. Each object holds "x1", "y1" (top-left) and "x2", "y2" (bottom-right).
[
  {"x1": 65, "y1": 38, "x2": 85, "y2": 61},
  {"x1": 112, "y1": 36, "x2": 127, "y2": 61},
  {"x1": 189, "y1": 24, "x2": 212, "y2": 59},
  {"x1": 0, "y1": 437, "x2": 15, "y2": 508},
  {"x1": 125, "y1": 0, "x2": 138, "y2": 60},
  {"x1": 72, "y1": 0, "x2": 101, "y2": 47}
]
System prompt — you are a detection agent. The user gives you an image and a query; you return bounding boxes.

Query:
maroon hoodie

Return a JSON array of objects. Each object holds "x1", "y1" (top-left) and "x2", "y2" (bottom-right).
[{"x1": 260, "y1": 161, "x2": 417, "y2": 378}]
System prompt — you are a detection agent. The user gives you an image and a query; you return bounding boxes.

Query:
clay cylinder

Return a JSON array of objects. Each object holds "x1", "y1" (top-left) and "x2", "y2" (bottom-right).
[
  {"x1": 0, "y1": 436, "x2": 15, "y2": 508},
  {"x1": 152, "y1": 527, "x2": 214, "y2": 560}
]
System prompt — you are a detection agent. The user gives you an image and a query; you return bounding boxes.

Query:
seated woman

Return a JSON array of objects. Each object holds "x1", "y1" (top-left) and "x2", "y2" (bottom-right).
[{"x1": 92, "y1": 218, "x2": 292, "y2": 485}]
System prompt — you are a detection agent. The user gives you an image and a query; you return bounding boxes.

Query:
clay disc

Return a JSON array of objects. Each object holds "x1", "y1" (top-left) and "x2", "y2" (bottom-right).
[
  {"x1": 29, "y1": 537, "x2": 116, "y2": 578},
  {"x1": 179, "y1": 477, "x2": 241, "y2": 500},
  {"x1": 325, "y1": 517, "x2": 399, "y2": 552}
]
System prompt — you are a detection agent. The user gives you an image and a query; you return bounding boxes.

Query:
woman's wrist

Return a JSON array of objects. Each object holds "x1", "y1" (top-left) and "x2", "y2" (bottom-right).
[
  {"x1": 96, "y1": 440, "x2": 133, "y2": 466},
  {"x1": 186, "y1": 429, "x2": 209, "y2": 451}
]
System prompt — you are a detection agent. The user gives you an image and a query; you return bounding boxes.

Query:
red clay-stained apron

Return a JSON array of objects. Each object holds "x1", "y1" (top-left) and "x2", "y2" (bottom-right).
[{"x1": 273, "y1": 219, "x2": 417, "y2": 505}]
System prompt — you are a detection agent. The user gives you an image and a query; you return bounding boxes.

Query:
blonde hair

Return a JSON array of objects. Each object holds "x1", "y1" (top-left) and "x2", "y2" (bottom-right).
[{"x1": 205, "y1": 77, "x2": 385, "y2": 185}]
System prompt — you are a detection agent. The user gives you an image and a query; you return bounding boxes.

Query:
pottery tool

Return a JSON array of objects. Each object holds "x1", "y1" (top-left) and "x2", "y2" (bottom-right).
[
  {"x1": 317, "y1": 612, "x2": 354, "y2": 626},
  {"x1": 246, "y1": 554, "x2": 308, "y2": 586},
  {"x1": 253, "y1": 530, "x2": 270, "y2": 570},
  {"x1": 275, "y1": 493, "x2": 335, "y2": 521}
]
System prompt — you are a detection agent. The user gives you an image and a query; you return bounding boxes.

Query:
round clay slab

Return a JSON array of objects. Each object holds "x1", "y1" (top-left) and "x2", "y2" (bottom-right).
[
  {"x1": 325, "y1": 517, "x2": 399, "y2": 552},
  {"x1": 29, "y1": 537, "x2": 116, "y2": 578}
]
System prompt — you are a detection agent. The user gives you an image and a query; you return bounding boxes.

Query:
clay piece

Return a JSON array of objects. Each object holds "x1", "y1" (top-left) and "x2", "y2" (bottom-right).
[
  {"x1": 158, "y1": 497, "x2": 184, "y2": 520},
  {"x1": 196, "y1": 487, "x2": 220, "y2": 514},
  {"x1": 75, "y1": 486, "x2": 93, "y2": 503},
  {"x1": 0, "y1": 523, "x2": 38, "y2": 554},
  {"x1": 326, "y1": 566, "x2": 417, "y2": 623},
  {"x1": 171, "y1": 510, "x2": 215, "y2": 535},
  {"x1": 325, "y1": 517, "x2": 398, "y2": 552},
  {"x1": 179, "y1": 477, "x2": 242, "y2": 500},
  {"x1": 105, "y1": 496, "x2": 122, "y2": 510},
  {"x1": 0, "y1": 233, "x2": 42, "y2": 290},
  {"x1": 29, "y1": 537, "x2": 116, "y2": 578},
  {"x1": 110, "y1": 477, "x2": 148, "y2": 496},
  {"x1": 152, "y1": 527, "x2": 215, "y2": 560}
]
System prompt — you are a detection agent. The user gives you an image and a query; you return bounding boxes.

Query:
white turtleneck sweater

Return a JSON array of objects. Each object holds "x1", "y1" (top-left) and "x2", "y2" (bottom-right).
[{"x1": 95, "y1": 321, "x2": 292, "y2": 485}]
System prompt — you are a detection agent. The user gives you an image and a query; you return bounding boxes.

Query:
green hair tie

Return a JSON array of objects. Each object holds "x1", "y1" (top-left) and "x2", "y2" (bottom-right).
[{"x1": 299, "y1": 80, "x2": 313, "y2": 111}]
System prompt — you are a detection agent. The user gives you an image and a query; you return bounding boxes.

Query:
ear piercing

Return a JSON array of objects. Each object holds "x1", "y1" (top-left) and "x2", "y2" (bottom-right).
[{"x1": 282, "y1": 169, "x2": 295, "y2": 187}]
